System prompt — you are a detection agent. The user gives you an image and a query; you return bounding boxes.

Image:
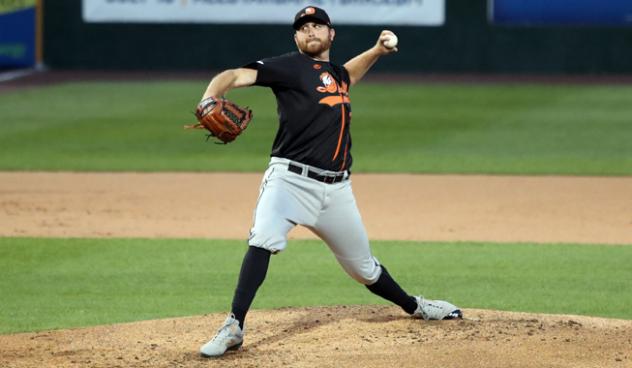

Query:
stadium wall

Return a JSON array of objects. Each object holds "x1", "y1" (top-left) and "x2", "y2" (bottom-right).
[{"x1": 43, "y1": 0, "x2": 632, "y2": 74}]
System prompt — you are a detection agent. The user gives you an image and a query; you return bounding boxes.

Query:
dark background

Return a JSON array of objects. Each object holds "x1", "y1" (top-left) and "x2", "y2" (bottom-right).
[{"x1": 43, "y1": 0, "x2": 632, "y2": 74}]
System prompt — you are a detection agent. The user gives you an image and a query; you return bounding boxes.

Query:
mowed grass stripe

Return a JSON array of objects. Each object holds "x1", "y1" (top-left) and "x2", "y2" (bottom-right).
[
  {"x1": 0, "y1": 82, "x2": 630, "y2": 174},
  {"x1": 1, "y1": 238, "x2": 630, "y2": 334}
]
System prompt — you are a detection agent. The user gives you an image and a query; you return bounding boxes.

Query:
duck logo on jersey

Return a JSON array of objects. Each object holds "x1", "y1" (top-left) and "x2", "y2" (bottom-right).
[{"x1": 316, "y1": 72, "x2": 350, "y2": 107}]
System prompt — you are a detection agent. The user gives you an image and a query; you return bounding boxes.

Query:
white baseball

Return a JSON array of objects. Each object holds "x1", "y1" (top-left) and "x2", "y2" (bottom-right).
[{"x1": 383, "y1": 34, "x2": 398, "y2": 49}]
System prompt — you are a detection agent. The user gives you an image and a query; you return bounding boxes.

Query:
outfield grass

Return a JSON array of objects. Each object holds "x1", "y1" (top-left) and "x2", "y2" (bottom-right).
[
  {"x1": 0, "y1": 81, "x2": 630, "y2": 174},
  {"x1": 1, "y1": 238, "x2": 630, "y2": 334}
]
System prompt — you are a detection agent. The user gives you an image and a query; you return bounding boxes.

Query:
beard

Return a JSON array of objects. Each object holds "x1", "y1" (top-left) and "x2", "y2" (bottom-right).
[{"x1": 299, "y1": 37, "x2": 332, "y2": 57}]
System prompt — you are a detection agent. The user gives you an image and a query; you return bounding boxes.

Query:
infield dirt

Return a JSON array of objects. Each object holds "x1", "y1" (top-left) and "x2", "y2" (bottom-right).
[
  {"x1": 1, "y1": 172, "x2": 631, "y2": 367},
  {"x1": 1, "y1": 172, "x2": 630, "y2": 244}
]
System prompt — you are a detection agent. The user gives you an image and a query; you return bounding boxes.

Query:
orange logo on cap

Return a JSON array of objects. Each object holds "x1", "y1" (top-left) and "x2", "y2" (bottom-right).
[{"x1": 305, "y1": 7, "x2": 316, "y2": 15}]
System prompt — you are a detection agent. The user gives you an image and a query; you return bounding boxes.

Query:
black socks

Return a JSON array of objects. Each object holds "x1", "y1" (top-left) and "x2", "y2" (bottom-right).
[
  {"x1": 231, "y1": 246, "x2": 271, "y2": 329},
  {"x1": 230, "y1": 250, "x2": 417, "y2": 329},
  {"x1": 366, "y1": 265, "x2": 418, "y2": 315}
]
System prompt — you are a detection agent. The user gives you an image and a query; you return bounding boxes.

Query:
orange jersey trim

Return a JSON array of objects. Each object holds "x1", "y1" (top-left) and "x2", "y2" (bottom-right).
[{"x1": 332, "y1": 103, "x2": 346, "y2": 160}]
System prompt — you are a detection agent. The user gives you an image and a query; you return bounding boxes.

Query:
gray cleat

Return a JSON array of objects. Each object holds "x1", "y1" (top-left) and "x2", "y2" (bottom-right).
[
  {"x1": 412, "y1": 296, "x2": 463, "y2": 320},
  {"x1": 200, "y1": 314, "x2": 244, "y2": 358}
]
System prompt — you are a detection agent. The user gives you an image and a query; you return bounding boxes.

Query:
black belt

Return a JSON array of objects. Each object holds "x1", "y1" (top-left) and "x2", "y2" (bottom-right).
[{"x1": 288, "y1": 163, "x2": 347, "y2": 184}]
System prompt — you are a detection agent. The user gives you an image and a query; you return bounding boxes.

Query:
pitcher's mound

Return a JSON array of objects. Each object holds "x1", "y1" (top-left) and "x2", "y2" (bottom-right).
[{"x1": 1, "y1": 306, "x2": 630, "y2": 368}]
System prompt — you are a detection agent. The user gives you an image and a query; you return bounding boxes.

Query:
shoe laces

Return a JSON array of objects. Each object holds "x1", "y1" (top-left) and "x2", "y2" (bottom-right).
[{"x1": 212, "y1": 317, "x2": 240, "y2": 343}]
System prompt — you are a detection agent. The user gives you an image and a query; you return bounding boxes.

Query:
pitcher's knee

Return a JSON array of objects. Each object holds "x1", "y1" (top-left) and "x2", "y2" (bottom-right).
[
  {"x1": 340, "y1": 257, "x2": 382, "y2": 285},
  {"x1": 248, "y1": 230, "x2": 287, "y2": 254}
]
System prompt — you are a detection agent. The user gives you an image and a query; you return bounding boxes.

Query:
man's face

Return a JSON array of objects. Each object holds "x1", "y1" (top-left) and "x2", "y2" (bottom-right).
[{"x1": 294, "y1": 22, "x2": 335, "y2": 57}]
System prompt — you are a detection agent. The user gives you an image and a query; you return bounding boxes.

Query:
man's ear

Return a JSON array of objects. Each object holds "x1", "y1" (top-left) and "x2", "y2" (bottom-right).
[{"x1": 329, "y1": 28, "x2": 335, "y2": 41}]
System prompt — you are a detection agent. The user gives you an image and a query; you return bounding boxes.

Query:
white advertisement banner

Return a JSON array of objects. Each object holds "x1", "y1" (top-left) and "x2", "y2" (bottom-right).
[{"x1": 82, "y1": 0, "x2": 444, "y2": 26}]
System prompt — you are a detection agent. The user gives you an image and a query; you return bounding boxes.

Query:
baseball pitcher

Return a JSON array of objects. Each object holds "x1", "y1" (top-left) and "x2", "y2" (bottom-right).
[{"x1": 195, "y1": 6, "x2": 462, "y2": 358}]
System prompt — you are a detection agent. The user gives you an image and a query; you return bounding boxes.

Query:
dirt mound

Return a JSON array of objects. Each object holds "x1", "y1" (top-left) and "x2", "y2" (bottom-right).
[
  {"x1": 1, "y1": 173, "x2": 631, "y2": 366},
  {"x1": 1, "y1": 306, "x2": 630, "y2": 368}
]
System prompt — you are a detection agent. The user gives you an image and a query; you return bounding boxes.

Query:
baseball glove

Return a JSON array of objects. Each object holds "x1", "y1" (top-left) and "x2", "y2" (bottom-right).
[{"x1": 185, "y1": 97, "x2": 253, "y2": 144}]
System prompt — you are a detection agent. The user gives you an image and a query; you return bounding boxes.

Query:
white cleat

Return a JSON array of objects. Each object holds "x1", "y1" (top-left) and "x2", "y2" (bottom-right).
[
  {"x1": 200, "y1": 314, "x2": 244, "y2": 358},
  {"x1": 413, "y1": 296, "x2": 463, "y2": 320}
]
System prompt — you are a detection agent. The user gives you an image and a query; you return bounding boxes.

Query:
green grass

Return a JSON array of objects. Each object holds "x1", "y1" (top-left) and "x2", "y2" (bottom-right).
[
  {"x1": 0, "y1": 81, "x2": 630, "y2": 174},
  {"x1": 1, "y1": 238, "x2": 630, "y2": 334}
]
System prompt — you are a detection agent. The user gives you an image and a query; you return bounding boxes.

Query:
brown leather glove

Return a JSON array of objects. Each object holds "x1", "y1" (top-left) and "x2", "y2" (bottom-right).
[{"x1": 185, "y1": 97, "x2": 253, "y2": 144}]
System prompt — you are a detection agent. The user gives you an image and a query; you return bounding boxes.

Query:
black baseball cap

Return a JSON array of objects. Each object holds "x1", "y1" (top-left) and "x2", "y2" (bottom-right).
[{"x1": 293, "y1": 6, "x2": 332, "y2": 30}]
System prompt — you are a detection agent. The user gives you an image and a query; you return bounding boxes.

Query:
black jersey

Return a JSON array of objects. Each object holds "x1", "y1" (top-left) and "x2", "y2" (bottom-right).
[{"x1": 244, "y1": 52, "x2": 352, "y2": 172}]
